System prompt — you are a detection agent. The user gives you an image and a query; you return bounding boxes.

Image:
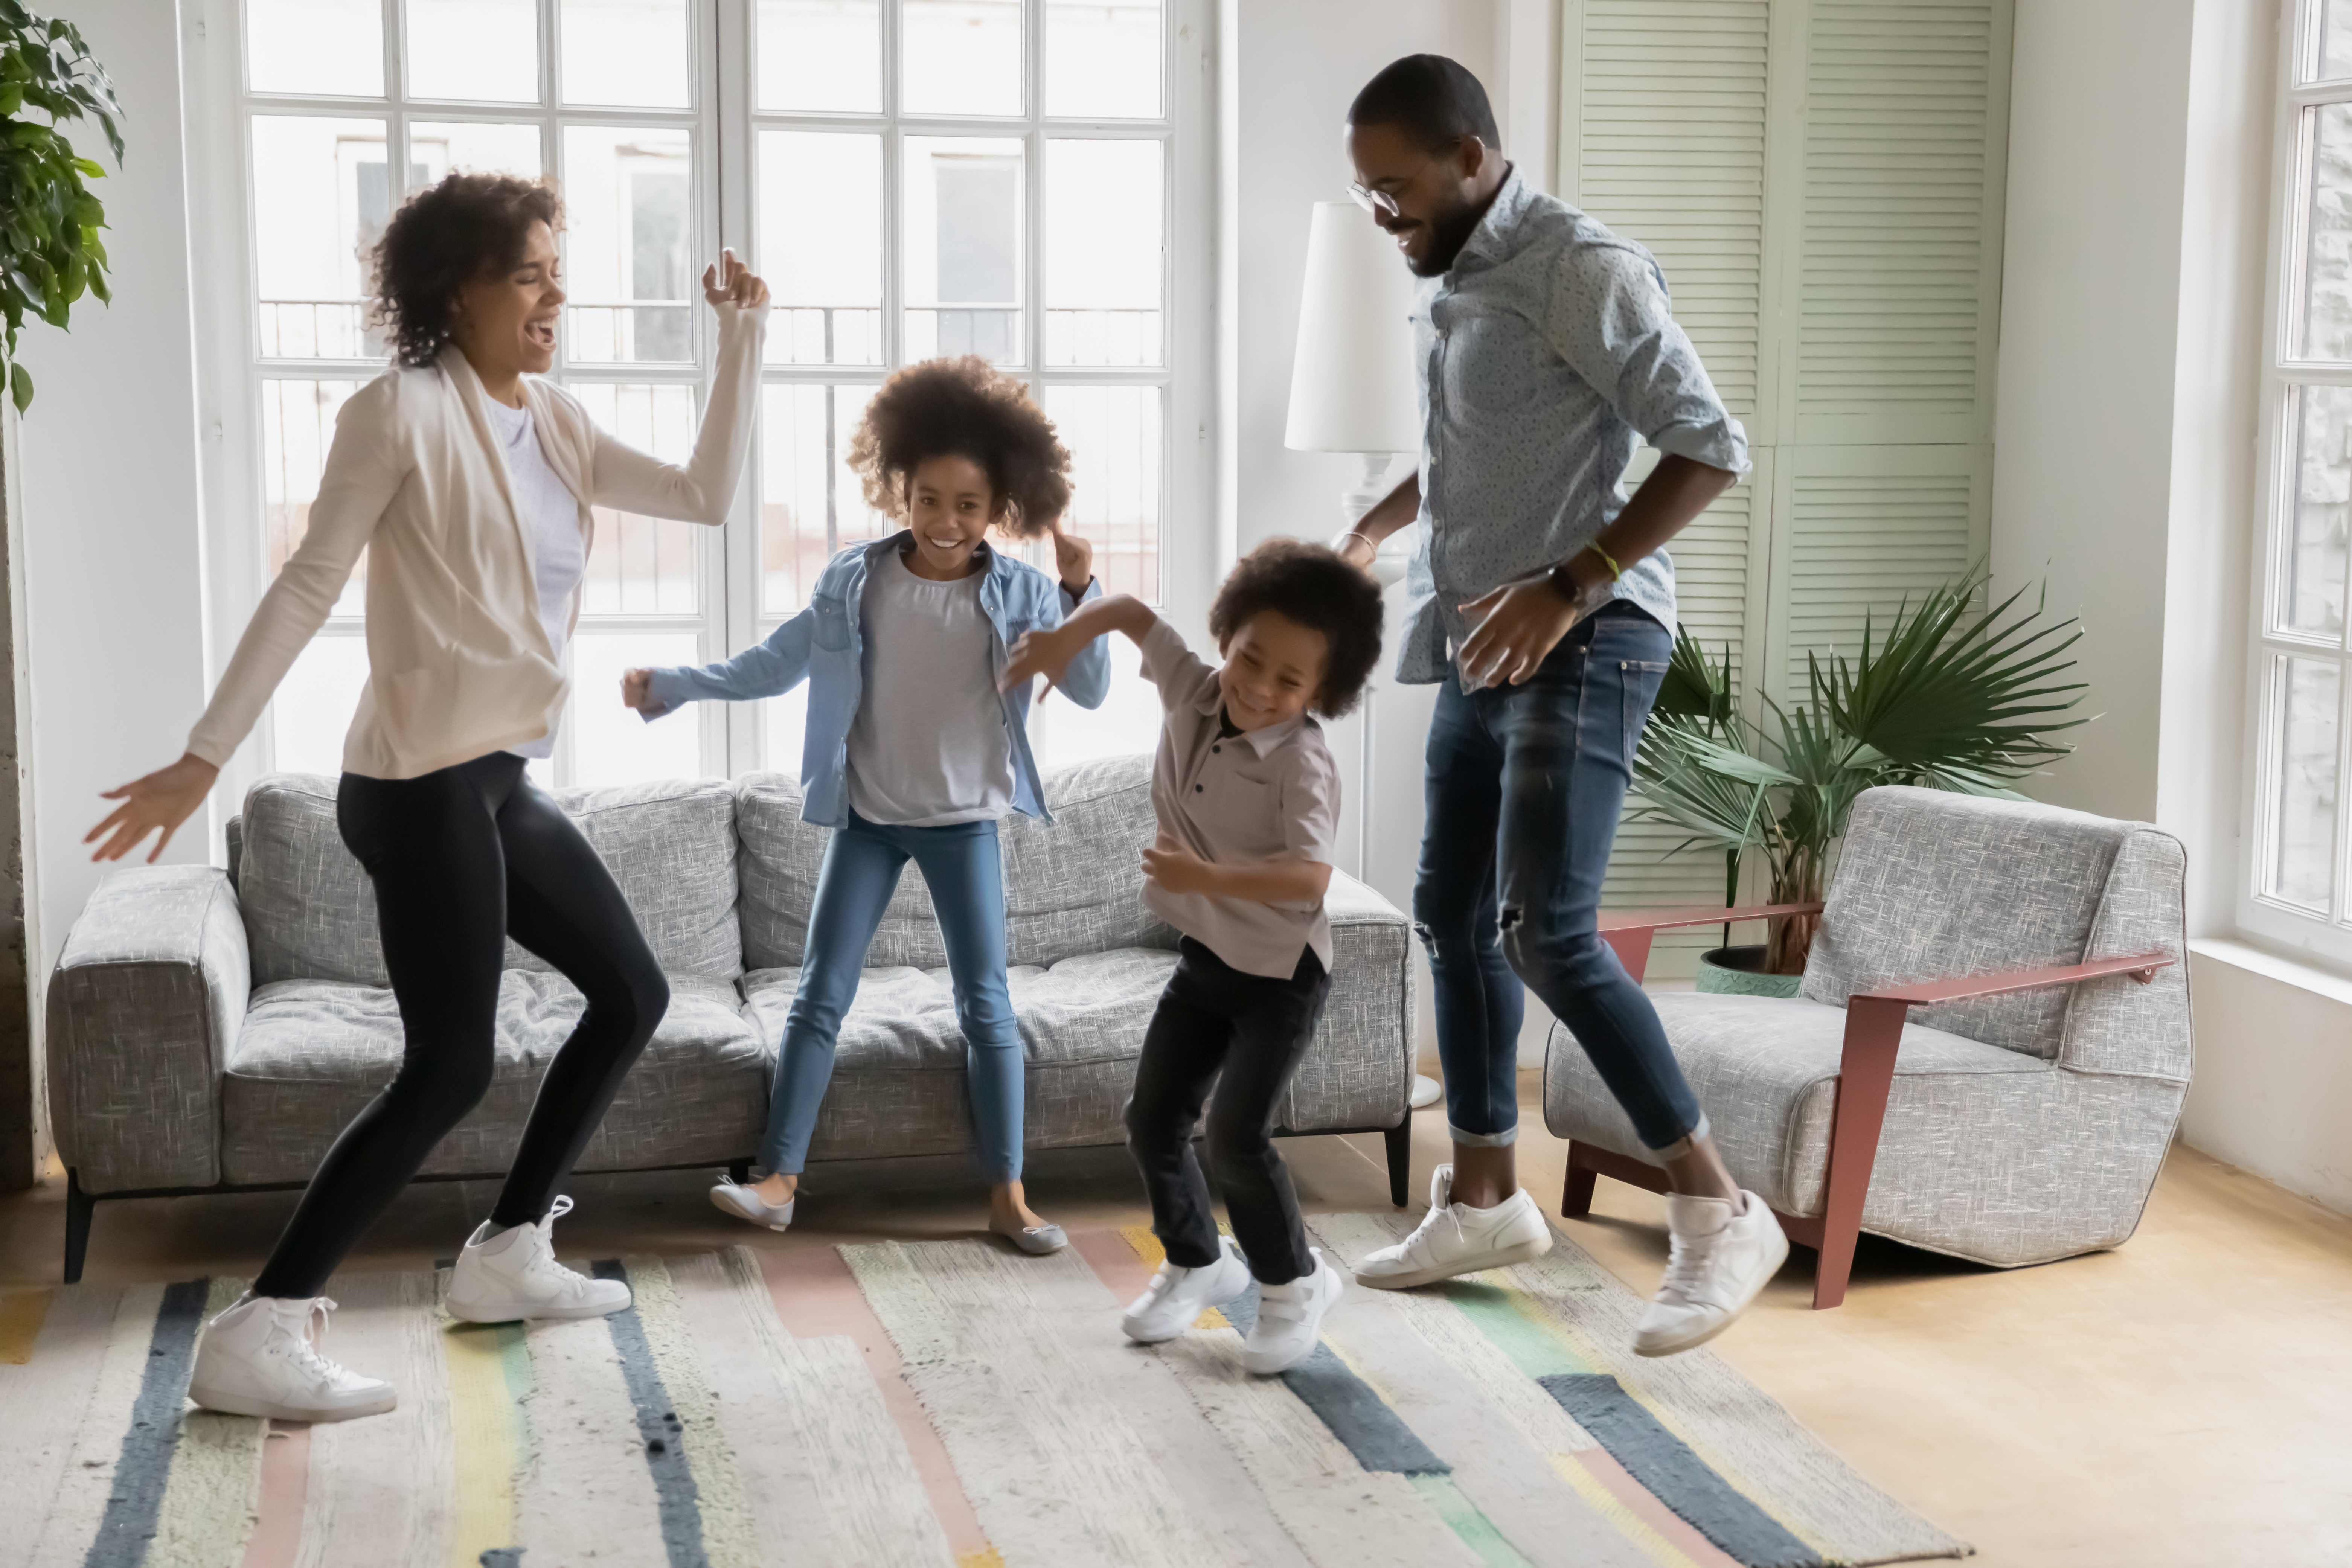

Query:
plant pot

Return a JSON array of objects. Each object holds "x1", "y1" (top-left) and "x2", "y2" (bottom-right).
[{"x1": 1695, "y1": 945, "x2": 1803, "y2": 999}]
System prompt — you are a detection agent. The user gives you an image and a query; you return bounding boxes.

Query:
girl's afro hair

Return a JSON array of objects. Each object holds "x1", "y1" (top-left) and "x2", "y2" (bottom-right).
[{"x1": 848, "y1": 357, "x2": 1073, "y2": 538}]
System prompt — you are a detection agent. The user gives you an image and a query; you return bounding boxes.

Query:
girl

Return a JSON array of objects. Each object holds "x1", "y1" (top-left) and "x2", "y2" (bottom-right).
[
  {"x1": 88, "y1": 174, "x2": 769, "y2": 1422},
  {"x1": 622, "y1": 357, "x2": 1108, "y2": 1252}
]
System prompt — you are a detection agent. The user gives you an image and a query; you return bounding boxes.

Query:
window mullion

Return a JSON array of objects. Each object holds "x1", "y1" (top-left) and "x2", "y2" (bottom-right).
[{"x1": 1026, "y1": 0, "x2": 1046, "y2": 384}]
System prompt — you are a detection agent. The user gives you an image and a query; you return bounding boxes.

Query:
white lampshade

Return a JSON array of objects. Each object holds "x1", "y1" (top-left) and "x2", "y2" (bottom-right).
[{"x1": 1284, "y1": 201, "x2": 1420, "y2": 454}]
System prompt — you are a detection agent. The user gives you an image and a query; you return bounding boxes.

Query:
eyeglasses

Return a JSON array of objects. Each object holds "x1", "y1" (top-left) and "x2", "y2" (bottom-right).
[{"x1": 1347, "y1": 137, "x2": 1469, "y2": 219}]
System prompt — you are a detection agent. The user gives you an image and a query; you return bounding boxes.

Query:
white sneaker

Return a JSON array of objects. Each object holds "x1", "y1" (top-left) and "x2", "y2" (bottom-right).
[
  {"x1": 1121, "y1": 1238, "x2": 1250, "y2": 1342},
  {"x1": 444, "y1": 1195, "x2": 631, "y2": 1324},
  {"x1": 1632, "y1": 1190, "x2": 1790, "y2": 1358},
  {"x1": 1242, "y1": 1250, "x2": 1343, "y2": 1375},
  {"x1": 187, "y1": 1293, "x2": 397, "y2": 1423},
  {"x1": 1351, "y1": 1164, "x2": 1554, "y2": 1290},
  {"x1": 710, "y1": 1178, "x2": 795, "y2": 1231}
]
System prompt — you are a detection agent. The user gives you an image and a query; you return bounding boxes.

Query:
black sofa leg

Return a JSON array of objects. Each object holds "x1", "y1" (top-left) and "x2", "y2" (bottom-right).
[
  {"x1": 1383, "y1": 1108, "x2": 1411, "y2": 1208},
  {"x1": 64, "y1": 1168, "x2": 95, "y2": 1285}
]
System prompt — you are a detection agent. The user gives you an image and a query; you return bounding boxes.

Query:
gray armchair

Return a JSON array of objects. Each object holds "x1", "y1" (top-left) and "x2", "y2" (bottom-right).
[{"x1": 1545, "y1": 786, "x2": 2190, "y2": 1307}]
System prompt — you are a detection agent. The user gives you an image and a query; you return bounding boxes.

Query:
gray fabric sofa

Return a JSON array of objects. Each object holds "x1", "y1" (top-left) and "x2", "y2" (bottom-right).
[
  {"x1": 46, "y1": 754, "x2": 1416, "y2": 1281},
  {"x1": 1547, "y1": 786, "x2": 2190, "y2": 1307}
]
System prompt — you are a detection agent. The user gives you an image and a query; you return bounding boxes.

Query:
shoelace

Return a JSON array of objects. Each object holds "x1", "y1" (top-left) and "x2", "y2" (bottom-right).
[
  {"x1": 519, "y1": 1195, "x2": 594, "y2": 1297},
  {"x1": 1657, "y1": 1226, "x2": 1727, "y2": 1304},
  {"x1": 1398, "y1": 1200, "x2": 1470, "y2": 1259},
  {"x1": 277, "y1": 1297, "x2": 353, "y2": 1385}
]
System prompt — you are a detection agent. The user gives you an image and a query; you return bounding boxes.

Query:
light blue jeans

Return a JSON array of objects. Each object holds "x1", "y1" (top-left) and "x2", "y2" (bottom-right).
[{"x1": 763, "y1": 809, "x2": 1025, "y2": 1179}]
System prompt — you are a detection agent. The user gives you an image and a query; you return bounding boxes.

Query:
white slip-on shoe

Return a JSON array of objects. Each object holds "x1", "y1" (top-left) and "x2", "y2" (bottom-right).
[
  {"x1": 444, "y1": 1195, "x2": 632, "y2": 1324},
  {"x1": 710, "y1": 1178, "x2": 796, "y2": 1232},
  {"x1": 1242, "y1": 1250, "x2": 1344, "y2": 1375},
  {"x1": 1631, "y1": 1190, "x2": 1790, "y2": 1358},
  {"x1": 1121, "y1": 1238, "x2": 1251, "y2": 1342},
  {"x1": 989, "y1": 1220, "x2": 1069, "y2": 1256},
  {"x1": 187, "y1": 1292, "x2": 397, "y2": 1423},
  {"x1": 1351, "y1": 1163, "x2": 1554, "y2": 1290}
]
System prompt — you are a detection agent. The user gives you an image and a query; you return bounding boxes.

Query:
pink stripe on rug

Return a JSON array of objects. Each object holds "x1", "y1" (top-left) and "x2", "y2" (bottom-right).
[
  {"x1": 754, "y1": 1245, "x2": 991, "y2": 1561},
  {"x1": 1572, "y1": 1445, "x2": 1748, "y2": 1568},
  {"x1": 238, "y1": 1420, "x2": 311, "y2": 1568},
  {"x1": 1069, "y1": 1228, "x2": 1152, "y2": 1308}
]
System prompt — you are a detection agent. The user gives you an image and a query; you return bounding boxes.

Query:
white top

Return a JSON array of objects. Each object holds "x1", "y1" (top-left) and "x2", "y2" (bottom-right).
[
  {"x1": 844, "y1": 549, "x2": 1016, "y2": 827},
  {"x1": 1136, "y1": 612, "x2": 1340, "y2": 979},
  {"x1": 483, "y1": 396, "x2": 588, "y2": 760}
]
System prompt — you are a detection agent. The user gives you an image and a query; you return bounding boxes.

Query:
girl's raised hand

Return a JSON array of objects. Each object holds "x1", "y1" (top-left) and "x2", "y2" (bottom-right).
[
  {"x1": 86, "y1": 753, "x2": 219, "y2": 864},
  {"x1": 620, "y1": 668, "x2": 658, "y2": 712},
  {"x1": 1044, "y1": 516, "x2": 1093, "y2": 597},
  {"x1": 701, "y1": 248, "x2": 770, "y2": 311},
  {"x1": 1001, "y1": 626, "x2": 1078, "y2": 697}
]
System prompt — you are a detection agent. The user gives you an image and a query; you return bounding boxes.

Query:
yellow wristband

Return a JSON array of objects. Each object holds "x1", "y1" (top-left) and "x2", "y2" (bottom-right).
[{"x1": 1586, "y1": 542, "x2": 1623, "y2": 582}]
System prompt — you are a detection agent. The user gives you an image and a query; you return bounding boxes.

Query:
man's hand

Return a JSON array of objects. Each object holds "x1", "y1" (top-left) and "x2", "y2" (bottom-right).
[
  {"x1": 1142, "y1": 843, "x2": 1218, "y2": 896},
  {"x1": 1045, "y1": 517, "x2": 1094, "y2": 597},
  {"x1": 1457, "y1": 572, "x2": 1603, "y2": 689},
  {"x1": 86, "y1": 753, "x2": 219, "y2": 864},
  {"x1": 1001, "y1": 624, "x2": 1084, "y2": 696}
]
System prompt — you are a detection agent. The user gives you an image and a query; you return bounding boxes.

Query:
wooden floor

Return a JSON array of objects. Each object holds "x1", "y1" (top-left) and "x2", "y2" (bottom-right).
[{"x1": 5, "y1": 1071, "x2": 2348, "y2": 1566}]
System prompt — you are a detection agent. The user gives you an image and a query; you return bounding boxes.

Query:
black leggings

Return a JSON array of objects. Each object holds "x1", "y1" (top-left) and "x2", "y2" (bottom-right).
[{"x1": 251, "y1": 752, "x2": 669, "y2": 1300}]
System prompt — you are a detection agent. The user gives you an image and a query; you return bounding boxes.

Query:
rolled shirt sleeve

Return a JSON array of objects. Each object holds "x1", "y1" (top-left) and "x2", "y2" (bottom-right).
[{"x1": 1541, "y1": 245, "x2": 1750, "y2": 478}]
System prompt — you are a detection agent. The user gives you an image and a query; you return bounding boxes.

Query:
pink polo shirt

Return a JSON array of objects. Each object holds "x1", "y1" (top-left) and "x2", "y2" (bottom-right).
[{"x1": 1137, "y1": 613, "x2": 1340, "y2": 979}]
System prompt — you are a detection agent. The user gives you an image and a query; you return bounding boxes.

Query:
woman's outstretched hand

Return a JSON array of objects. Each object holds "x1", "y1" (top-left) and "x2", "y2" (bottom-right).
[
  {"x1": 702, "y1": 248, "x2": 770, "y2": 311},
  {"x1": 1044, "y1": 517, "x2": 1093, "y2": 598},
  {"x1": 87, "y1": 753, "x2": 219, "y2": 864}
]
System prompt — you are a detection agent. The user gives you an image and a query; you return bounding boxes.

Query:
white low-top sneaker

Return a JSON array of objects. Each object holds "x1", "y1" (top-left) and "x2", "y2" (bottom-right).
[
  {"x1": 444, "y1": 1195, "x2": 632, "y2": 1324},
  {"x1": 187, "y1": 1293, "x2": 397, "y2": 1423},
  {"x1": 1121, "y1": 1239, "x2": 1251, "y2": 1343},
  {"x1": 1351, "y1": 1164, "x2": 1554, "y2": 1290},
  {"x1": 1242, "y1": 1250, "x2": 1343, "y2": 1375},
  {"x1": 710, "y1": 1179, "x2": 795, "y2": 1232},
  {"x1": 1632, "y1": 1190, "x2": 1790, "y2": 1358}
]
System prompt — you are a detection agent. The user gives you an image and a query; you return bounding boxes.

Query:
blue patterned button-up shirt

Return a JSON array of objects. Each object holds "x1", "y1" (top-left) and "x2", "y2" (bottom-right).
[{"x1": 1398, "y1": 168, "x2": 1750, "y2": 684}]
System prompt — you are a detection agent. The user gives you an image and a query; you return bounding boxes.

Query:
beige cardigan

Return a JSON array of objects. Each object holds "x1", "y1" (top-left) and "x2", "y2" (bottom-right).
[{"x1": 187, "y1": 302, "x2": 767, "y2": 779}]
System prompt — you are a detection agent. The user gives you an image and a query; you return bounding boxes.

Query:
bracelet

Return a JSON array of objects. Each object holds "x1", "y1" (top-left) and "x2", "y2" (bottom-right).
[
  {"x1": 1585, "y1": 541, "x2": 1623, "y2": 581},
  {"x1": 1329, "y1": 529, "x2": 1375, "y2": 556}
]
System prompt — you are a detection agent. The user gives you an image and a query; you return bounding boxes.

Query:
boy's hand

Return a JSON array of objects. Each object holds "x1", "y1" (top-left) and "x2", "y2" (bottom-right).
[
  {"x1": 621, "y1": 668, "x2": 658, "y2": 712},
  {"x1": 1045, "y1": 517, "x2": 1093, "y2": 597},
  {"x1": 1142, "y1": 844, "x2": 1218, "y2": 897},
  {"x1": 1001, "y1": 625, "x2": 1081, "y2": 696}
]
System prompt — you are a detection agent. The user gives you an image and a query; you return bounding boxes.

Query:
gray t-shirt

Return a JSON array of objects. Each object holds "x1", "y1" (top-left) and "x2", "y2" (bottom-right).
[{"x1": 845, "y1": 549, "x2": 1016, "y2": 826}]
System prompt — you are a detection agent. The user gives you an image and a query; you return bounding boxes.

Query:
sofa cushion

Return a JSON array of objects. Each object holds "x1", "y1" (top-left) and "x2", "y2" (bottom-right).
[
  {"x1": 734, "y1": 755, "x2": 1178, "y2": 972},
  {"x1": 219, "y1": 971, "x2": 765, "y2": 1184},
  {"x1": 235, "y1": 773, "x2": 742, "y2": 987}
]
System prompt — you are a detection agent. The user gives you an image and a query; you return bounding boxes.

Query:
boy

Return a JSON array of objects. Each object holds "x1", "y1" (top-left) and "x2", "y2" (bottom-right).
[{"x1": 1002, "y1": 539, "x2": 1385, "y2": 1373}]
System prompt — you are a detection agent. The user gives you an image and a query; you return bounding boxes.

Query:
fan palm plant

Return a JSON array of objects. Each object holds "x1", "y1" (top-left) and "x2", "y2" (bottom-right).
[{"x1": 1630, "y1": 571, "x2": 2088, "y2": 974}]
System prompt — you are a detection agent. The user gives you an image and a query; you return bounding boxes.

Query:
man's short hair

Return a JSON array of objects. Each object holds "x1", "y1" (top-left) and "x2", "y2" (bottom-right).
[{"x1": 1347, "y1": 55, "x2": 1501, "y2": 154}]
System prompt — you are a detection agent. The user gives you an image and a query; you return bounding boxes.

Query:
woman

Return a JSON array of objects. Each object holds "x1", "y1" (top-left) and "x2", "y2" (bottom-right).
[{"x1": 87, "y1": 173, "x2": 768, "y2": 1423}]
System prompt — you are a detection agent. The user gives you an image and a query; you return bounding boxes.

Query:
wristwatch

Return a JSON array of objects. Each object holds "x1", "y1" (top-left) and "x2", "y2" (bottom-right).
[{"x1": 1545, "y1": 555, "x2": 1614, "y2": 615}]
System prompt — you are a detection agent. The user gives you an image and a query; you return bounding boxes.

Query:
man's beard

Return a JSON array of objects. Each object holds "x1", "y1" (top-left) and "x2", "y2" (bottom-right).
[{"x1": 1405, "y1": 197, "x2": 1486, "y2": 277}]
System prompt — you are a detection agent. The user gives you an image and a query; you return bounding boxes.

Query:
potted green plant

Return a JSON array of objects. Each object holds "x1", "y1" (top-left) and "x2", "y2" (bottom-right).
[
  {"x1": 1629, "y1": 571, "x2": 2087, "y2": 994},
  {"x1": 0, "y1": 0, "x2": 122, "y2": 414}
]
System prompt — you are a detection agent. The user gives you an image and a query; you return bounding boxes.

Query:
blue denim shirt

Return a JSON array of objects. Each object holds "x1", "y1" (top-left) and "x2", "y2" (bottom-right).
[
  {"x1": 1401, "y1": 166, "x2": 1751, "y2": 684},
  {"x1": 642, "y1": 532, "x2": 1110, "y2": 827}
]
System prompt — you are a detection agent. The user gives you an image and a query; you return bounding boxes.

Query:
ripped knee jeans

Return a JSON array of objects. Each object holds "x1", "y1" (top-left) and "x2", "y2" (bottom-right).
[{"x1": 1411, "y1": 603, "x2": 1708, "y2": 1154}]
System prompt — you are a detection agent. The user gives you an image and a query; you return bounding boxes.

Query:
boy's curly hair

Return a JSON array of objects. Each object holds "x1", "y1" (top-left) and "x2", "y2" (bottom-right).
[
  {"x1": 848, "y1": 357, "x2": 1072, "y2": 538},
  {"x1": 369, "y1": 173, "x2": 564, "y2": 368},
  {"x1": 1209, "y1": 539, "x2": 1386, "y2": 718}
]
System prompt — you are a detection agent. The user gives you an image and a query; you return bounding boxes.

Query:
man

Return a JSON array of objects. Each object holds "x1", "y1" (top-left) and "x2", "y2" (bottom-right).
[{"x1": 1337, "y1": 55, "x2": 1783, "y2": 1356}]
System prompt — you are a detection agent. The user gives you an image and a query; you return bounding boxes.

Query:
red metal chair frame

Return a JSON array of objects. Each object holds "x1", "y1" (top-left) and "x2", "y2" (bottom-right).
[{"x1": 1562, "y1": 902, "x2": 2174, "y2": 1309}]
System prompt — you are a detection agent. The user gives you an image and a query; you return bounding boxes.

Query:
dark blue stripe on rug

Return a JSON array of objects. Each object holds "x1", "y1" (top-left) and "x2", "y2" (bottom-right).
[
  {"x1": 1540, "y1": 1373, "x2": 1823, "y2": 1568},
  {"x1": 83, "y1": 1277, "x2": 210, "y2": 1568},
  {"x1": 1222, "y1": 1283, "x2": 1448, "y2": 1475},
  {"x1": 593, "y1": 1260, "x2": 708, "y2": 1568}
]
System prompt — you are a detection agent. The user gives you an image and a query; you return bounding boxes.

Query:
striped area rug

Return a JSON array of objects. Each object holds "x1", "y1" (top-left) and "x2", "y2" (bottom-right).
[{"x1": 0, "y1": 1215, "x2": 1967, "y2": 1567}]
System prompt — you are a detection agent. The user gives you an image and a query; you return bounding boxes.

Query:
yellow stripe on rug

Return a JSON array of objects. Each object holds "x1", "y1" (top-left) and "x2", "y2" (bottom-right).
[
  {"x1": 0, "y1": 1285, "x2": 52, "y2": 1364},
  {"x1": 443, "y1": 1317, "x2": 530, "y2": 1568}
]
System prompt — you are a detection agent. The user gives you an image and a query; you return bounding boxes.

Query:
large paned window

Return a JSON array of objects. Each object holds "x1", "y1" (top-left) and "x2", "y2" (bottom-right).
[{"x1": 214, "y1": 0, "x2": 1190, "y2": 788}]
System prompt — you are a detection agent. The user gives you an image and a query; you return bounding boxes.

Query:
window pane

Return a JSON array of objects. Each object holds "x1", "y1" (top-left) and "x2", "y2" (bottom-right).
[
  {"x1": 1045, "y1": 0, "x2": 1161, "y2": 119},
  {"x1": 252, "y1": 116, "x2": 396, "y2": 359},
  {"x1": 761, "y1": 383, "x2": 888, "y2": 616},
  {"x1": 567, "y1": 383, "x2": 702, "y2": 614},
  {"x1": 1044, "y1": 139, "x2": 1162, "y2": 366},
  {"x1": 2287, "y1": 385, "x2": 2352, "y2": 637},
  {"x1": 1024, "y1": 634, "x2": 1161, "y2": 770},
  {"x1": 571, "y1": 632, "x2": 708, "y2": 783},
  {"x1": 759, "y1": 132, "x2": 884, "y2": 366},
  {"x1": 248, "y1": 0, "x2": 383, "y2": 98},
  {"x1": 904, "y1": 137, "x2": 1025, "y2": 365},
  {"x1": 408, "y1": 0, "x2": 539, "y2": 102},
  {"x1": 560, "y1": 0, "x2": 691, "y2": 109},
  {"x1": 903, "y1": 0, "x2": 1022, "y2": 117},
  {"x1": 562, "y1": 125, "x2": 695, "y2": 362},
  {"x1": 262, "y1": 379, "x2": 370, "y2": 617},
  {"x1": 273, "y1": 636, "x2": 370, "y2": 776},
  {"x1": 2271, "y1": 655, "x2": 2342, "y2": 912},
  {"x1": 2318, "y1": 0, "x2": 2352, "y2": 81},
  {"x1": 1044, "y1": 383, "x2": 1160, "y2": 602},
  {"x1": 411, "y1": 122, "x2": 544, "y2": 182},
  {"x1": 758, "y1": 0, "x2": 880, "y2": 113},
  {"x1": 2302, "y1": 104, "x2": 2352, "y2": 359}
]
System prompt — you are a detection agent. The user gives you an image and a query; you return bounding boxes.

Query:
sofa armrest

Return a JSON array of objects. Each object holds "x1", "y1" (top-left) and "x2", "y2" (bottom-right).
[
  {"x1": 1283, "y1": 870, "x2": 1415, "y2": 1133},
  {"x1": 47, "y1": 866, "x2": 249, "y2": 1193},
  {"x1": 1853, "y1": 950, "x2": 2173, "y2": 1006}
]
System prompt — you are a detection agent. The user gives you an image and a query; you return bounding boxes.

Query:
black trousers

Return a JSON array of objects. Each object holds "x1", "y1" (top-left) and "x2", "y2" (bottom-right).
[
  {"x1": 251, "y1": 753, "x2": 669, "y2": 1300},
  {"x1": 1124, "y1": 937, "x2": 1330, "y2": 1286}
]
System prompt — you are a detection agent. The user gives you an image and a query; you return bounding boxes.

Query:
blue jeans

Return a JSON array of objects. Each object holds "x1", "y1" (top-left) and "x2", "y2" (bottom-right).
[
  {"x1": 764, "y1": 810, "x2": 1025, "y2": 1179},
  {"x1": 1414, "y1": 604, "x2": 1707, "y2": 1152}
]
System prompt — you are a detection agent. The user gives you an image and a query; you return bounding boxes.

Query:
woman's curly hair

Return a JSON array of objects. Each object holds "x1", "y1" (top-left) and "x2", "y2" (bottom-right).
[
  {"x1": 848, "y1": 357, "x2": 1072, "y2": 538},
  {"x1": 1209, "y1": 539, "x2": 1387, "y2": 718},
  {"x1": 369, "y1": 173, "x2": 564, "y2": 368}
]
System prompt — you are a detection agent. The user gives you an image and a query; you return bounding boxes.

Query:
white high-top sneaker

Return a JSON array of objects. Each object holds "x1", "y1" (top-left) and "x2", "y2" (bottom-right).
[
  {"x1": 444, "y1": 1195, "x2": 632, "y2": 1324},
  {"x1": 1351, "y1": 1164, "x2": 1553, "y2": 1290},
  {"x1": 1631, "y1": 1190, "x2": 1790, "y2": 1358},
  {"x1": 1121, "y1": 1238, "x2": 1251, "y2": 1343},
  {"x1": 187, "y1": 1293, "x2": 397, "y2": 1422},
  {"x1": 1241, "y1": 1250, "x2": 1343, "y2": 1375}
]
